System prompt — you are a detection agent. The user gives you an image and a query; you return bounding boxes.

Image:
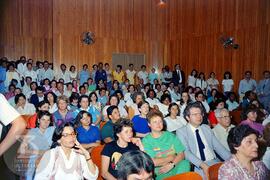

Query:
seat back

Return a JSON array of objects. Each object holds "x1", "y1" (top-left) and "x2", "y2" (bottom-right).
[
  {"x1": 208, "y1": 162, "x2": 223, "y2": 180},
  {"x1": 164, "y1": 172, "x2": 202, "y2": 180},
  {"x1": 91, "y1": 145, "x2": 104, "y2": 180},
  {"x1": 99, "y1": 121, "x2": 107, "y2": 130},
  {"x1": 230, "y1": 110, "x2": 242, "y2": 125},
  {"x1": 128, "y1": 107, "x2": 135, "y2": 120}
]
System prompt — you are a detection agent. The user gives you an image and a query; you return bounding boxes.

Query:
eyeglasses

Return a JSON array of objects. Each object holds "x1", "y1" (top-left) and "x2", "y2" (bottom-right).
[
  {"x1": 218, "y1": 116, "x2": 232, "y2": 119},
  {"x1": 190, "y1": 113, "x2": 202, "y2": 117},
  {"x1": 62, "y1": 132, "x2": 77, "y2": 138}
]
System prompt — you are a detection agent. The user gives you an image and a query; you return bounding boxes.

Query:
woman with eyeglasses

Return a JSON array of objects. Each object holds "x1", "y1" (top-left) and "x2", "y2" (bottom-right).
[{"x1": 35, "y1": 122, "x2": 98, "y2": 179}]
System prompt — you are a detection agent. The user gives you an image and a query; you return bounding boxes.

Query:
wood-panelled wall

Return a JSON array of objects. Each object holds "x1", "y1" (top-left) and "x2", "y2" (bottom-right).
[{"x1": 1, "y1": 0, "x2": 270, "y2": 89}]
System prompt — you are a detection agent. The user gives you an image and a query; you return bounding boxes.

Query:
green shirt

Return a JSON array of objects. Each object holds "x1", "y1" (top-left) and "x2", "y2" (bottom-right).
[{"x1": 142, "y1": 131, "x2": 190, "y2": 179}]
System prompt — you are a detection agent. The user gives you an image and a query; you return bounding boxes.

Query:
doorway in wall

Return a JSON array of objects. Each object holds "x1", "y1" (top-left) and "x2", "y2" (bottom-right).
[{"x1": 112, "y1": 53, "x2": 145, "y2": 71}]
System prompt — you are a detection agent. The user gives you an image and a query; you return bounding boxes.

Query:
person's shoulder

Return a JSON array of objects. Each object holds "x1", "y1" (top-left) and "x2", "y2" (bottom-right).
[
  {"x1": 200, "y1": 124, "x2": 212, "y2": 131},
  {"x1": 91, "y1": 125, "x2": 100, "y2": 131},
  {"x1": 132, "y1": 115, "x2": 140, "y2": 120},
  {"x1": 162, "y1": 131, "x2": 175, "y2": 138},
  {"x1": 104, "y1": 141, "x2": 117, "y2": 149}
]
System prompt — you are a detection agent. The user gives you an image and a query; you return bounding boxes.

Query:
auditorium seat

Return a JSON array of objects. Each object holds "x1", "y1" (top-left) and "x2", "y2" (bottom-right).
[
  {"x1": 164, "y1": 172, "x2": 202, "y2": 180},
  {"x1": 208, "y1": 162, "x2": 223, "y2": 180},
  {"x1": 91, "y1": 144, "x2": 104, "y2": 180}
]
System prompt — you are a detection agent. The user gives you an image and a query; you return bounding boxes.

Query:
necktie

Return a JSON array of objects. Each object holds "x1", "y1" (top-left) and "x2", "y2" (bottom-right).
[{"x1": 195, "y1": 129, "x2": 206, "y2": 161}]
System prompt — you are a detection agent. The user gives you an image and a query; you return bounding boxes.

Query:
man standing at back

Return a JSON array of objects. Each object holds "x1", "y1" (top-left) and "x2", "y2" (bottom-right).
[{"x1": 176, "y1": 102, "x2": 231, "y2": 179}]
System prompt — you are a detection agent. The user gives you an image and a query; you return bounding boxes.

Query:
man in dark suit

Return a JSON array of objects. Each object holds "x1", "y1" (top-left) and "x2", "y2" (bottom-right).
[
  {"x1": 172, "y1": 64, "x2": 185, "y2": 92},
  {"x1": 30, "y1": 86, "x2": 45, "y2": 107}
]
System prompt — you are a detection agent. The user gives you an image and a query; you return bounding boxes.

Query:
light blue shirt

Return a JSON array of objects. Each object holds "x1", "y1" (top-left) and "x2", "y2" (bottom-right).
[
  {"x1": 148, "y1": 73, "x2": 158, "y2": 84},
  {"x1": 79, "y1": 70, "x2": 90, "y2": 85},
  {"x1": 0, "y1": 67, "x2": 6, "y2": 93},
  {"x1": 238, "y1": 78, "x2": 257, "y2": 95}
]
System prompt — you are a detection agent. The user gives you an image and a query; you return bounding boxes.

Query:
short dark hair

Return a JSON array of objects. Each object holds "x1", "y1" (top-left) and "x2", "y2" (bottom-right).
[
  {"x1": 75, "y1": 110, "x2": 92, "y2": 127},
  {"x1": 224, "y1": 71, "x2": 232, "y2": 79},
  {"x1": 117, "y1": 150, "x2": 155, "y2": 180},
  {"x1": 183, "y1": 102, "x2": 205, "y2": 121},
  {"x1": 36, "y1": 86, "x2": 45, "y2": 93},
  {"x1": 146, "y1": 89, "x2": 156, "y2": 98},
  {"x1": 160, "y1": 94, "x2": 171, "y2": 104},
  {"x1": 89, "y1": 92, "x2": 98, "y2": 102},
  {"x1": 78, "y1": 95, "x2": 89, "y2": 107},
  {"x1": 113, "y1": 118, "x2": 133, "y2": 140},
  {"x1": 37, "y1": 100, "x2": 49, "y2": 110},
  {"x1": 107, "y1": 105, "x2": 118, "y2": 119},
  {"x1": 168, "y1": 103, "x2": 180, "y2": 116},
  {"x1": 69, "y1": 92, "x2": 80, "y2": 103},
  {"x1": 195, "y1": 91, "x2": 204, "y2": 98},
  {"x1": 15, "y1": 93, "x2": 26, "y2": 104},
  {"x1": 137, "y1": 101, "x2": 149, "y2": 110},
  {"x1": 51, "y1": 122, "x2": 75, "y2": 148},
  {"x1": 45, "y1": 92, "x2": 57, "y2": 103},
  {"x1": 227, "y1": 125, "x2": 259, "y2": 154},
  {"x1": 36, "y1": 111, "x2": 53, "y2": 128}
]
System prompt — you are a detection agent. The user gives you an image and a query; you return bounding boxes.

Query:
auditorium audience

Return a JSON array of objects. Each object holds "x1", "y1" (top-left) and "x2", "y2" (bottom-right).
[
  {"x1": 218, "y1": 125, "x2": 269, "y2": 179},
  {"x1": 2, "y1": 57, "x2": 270, "y2": 179}
]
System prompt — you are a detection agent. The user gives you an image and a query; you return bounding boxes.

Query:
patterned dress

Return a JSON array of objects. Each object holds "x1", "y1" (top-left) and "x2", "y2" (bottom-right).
[{"x1": 218, "y1": 156, "x2": 269, "y2": 180}]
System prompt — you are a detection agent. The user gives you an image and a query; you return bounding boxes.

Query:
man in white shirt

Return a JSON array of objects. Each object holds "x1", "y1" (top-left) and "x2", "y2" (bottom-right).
[
  {"x1": 17, "y1": 56, "x2": 27, "y2": 78},
  {"x1": 0, "y1": 93, "x2": 26, "y2": 156},
  {"x1": 195, "y1": 91, "x2": 210, "y2": 113},
  {"x1": 212, "y1": 108, "x2": 235, "y2": 150},
  {"x1": 40, "y1": 61, "x2": 54, "y2": 81},
  {"x1": 56, "y1": 64, "x2": 71, "y2": 83},
  {"x1": 238, "y1": 71, "x2": 257, "y2": 102},
  {"x1": 137, "y1": 65, "x2": 148, "y2": 84},
  {"x1": 125, "y1": 63, "x2": 136, "y2": 85},
  {"x1": 24, "y1": 62, "x2": 38, "y2": 82}
]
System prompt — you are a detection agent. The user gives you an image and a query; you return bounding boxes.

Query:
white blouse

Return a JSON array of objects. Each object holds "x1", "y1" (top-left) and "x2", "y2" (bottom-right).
[
  {"x1": 35, "y1": 146, "x2": 98, "y2": 180},
  {"x1": 164, "y1": 116, "x2": 187, "y2": 132}
]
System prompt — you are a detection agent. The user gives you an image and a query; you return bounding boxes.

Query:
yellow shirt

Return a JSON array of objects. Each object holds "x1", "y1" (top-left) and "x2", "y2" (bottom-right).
[{"x1": 112, "y1": 70, "x2": 125, "y2": 83}]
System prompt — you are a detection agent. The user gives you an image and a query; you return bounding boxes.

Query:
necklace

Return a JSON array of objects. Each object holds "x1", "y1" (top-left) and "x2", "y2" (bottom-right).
[{"x1": 233, "y1": 155, "x2": 258, "y2": 179}]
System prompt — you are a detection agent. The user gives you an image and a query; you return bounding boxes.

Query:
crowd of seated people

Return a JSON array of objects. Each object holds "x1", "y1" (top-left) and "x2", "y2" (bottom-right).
[{"x1": 0, "y1": 56, "x2": 270, "y2": 179}]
